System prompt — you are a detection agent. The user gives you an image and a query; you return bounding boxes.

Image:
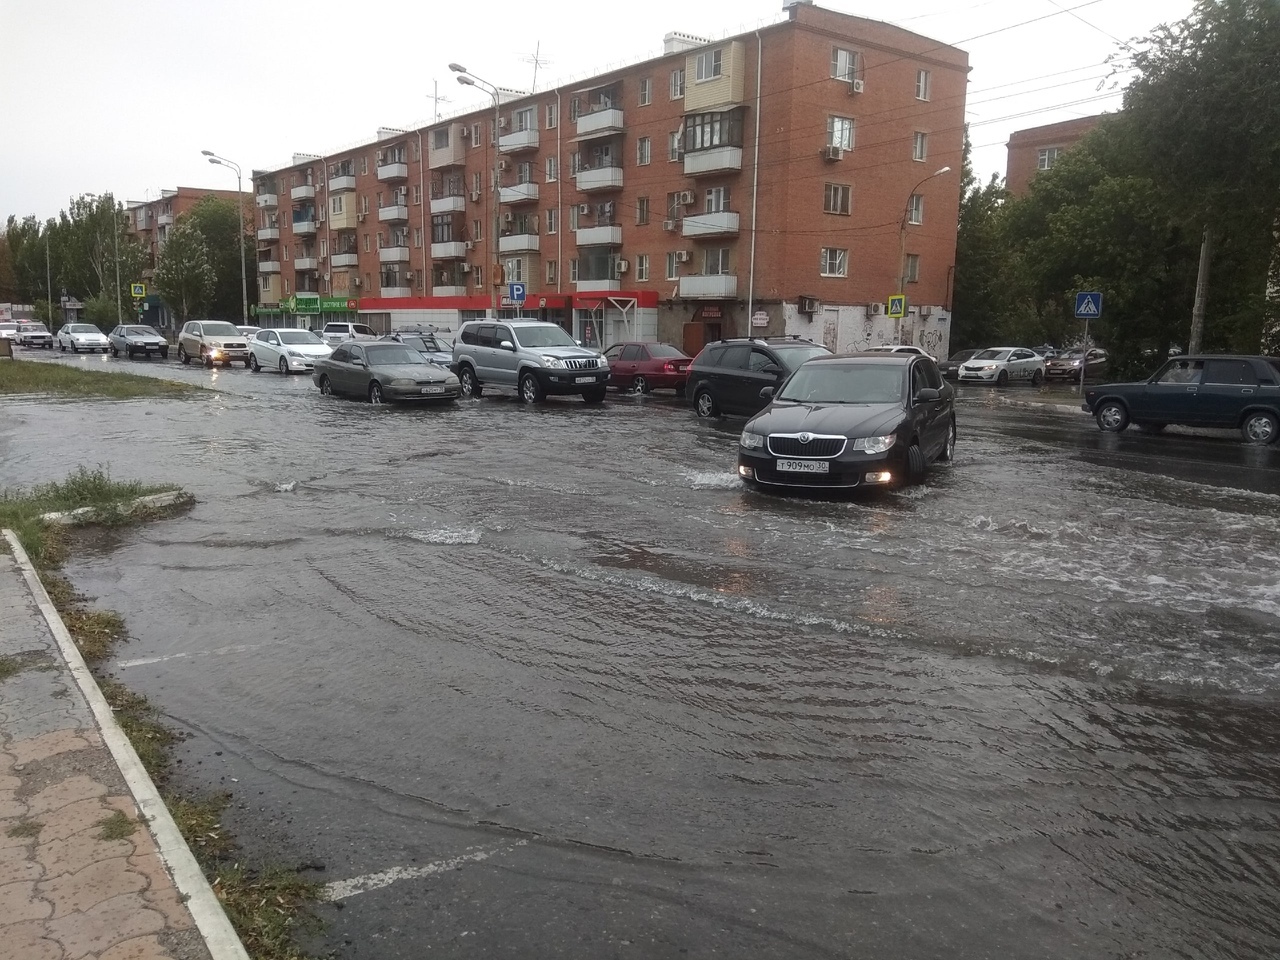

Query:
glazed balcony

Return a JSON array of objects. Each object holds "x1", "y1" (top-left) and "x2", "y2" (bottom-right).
[
  {"x1": 157, "y1": 212, "x2": 173, "y2": 227},
  {"x1": 431, "y1": 241, "x2": 468, "y2": 259},
  {"x1": 429, "y1": 135, "x2": 466, "y2": 169},
  {"x1": 292, "y1": 219, "x2": 317, "y2": 236}
]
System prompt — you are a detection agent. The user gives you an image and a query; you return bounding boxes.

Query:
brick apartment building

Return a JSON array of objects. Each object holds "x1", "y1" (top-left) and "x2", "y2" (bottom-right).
[
  {"x1": 1004, "y1": 114, "x2": 1103, "y2": 197},
  {"x1": 126, "y1": 186, "x2": 250, "y2": 275},
  {"x1": 253, "y1": 0, "x2": 968, "y2": 356}
]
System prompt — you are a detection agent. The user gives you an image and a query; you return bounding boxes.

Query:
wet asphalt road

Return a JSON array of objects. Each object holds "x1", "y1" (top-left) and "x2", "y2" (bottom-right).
[{"x1": 3, "y1": 350, "x2": 1280, "y2": 959}]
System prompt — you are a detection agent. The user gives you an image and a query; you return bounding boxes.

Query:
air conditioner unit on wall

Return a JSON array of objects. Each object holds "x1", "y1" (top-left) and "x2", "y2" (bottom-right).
[
  {"x1": 357, "y1": 212, "x2": 366, "y2": 221},
  {"x1": 678, "y1": 190, "x2": 694, "y2": 205},
  {"x1": 504, "y1": 212, "x2": 515, "y2": 223},
  {"x1": 460, "y1": 126, "x2": 470, "y2": 138},
  {"x1": 465, "y1": 240, "x2": 475, "y2": 250},
  {"x1": 578, "y1": 203, "x2": 591, "y2": 215},
  {"x1": 406, "y1": 271, "x2": 414, "y2": 280},
  {"x1": 850, "y1": 78, "x2": 865, "y2": 94},
  {"x1": 353, "y1": 277, "x2": 362, "y2": 287},
  {"x1": 460, "y1": 263, "x2": 471, "y2": 273},
  {"x1": 615, "y1": 259, "x2": 629, "y2": 275},
  {"x1": 675, "y1": 250, "x2": 691, "y2": 263},
  {"x1": 799, "y1": 296, "x2": 820, "y2": 314},
  {"x1": 470, "y1": 191, "x2": 481, "y2": 202},
  {"x1": 868, "y1": 302, "x2": 883, "y2": 316},
  {"x1": 662, "y1": 219, "x2": 676, "y2": 232},
  {"x1": 498, "y1": 117, "x2": 508, "y2": 129},
  {"x1": 498, "y1": 160, "x2": 509, "y2": 171},
  {"x1": 821, "y1": 145, "x2": 844, "y2": 162}
]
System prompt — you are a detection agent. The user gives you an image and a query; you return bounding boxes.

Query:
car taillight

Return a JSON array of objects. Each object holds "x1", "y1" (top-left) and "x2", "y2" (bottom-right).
[{"x1": 664, "y1": 362, "x2": 675, "y2": 372}]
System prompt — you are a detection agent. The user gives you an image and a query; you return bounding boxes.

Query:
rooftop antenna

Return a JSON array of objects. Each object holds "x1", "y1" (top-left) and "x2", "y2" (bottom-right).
[
  {"x1": 521, "y1": 42, "x2": 551, "y2": 93},
  {"x1": 429, "y1": 80, "x2": 452, "y2": 122}
]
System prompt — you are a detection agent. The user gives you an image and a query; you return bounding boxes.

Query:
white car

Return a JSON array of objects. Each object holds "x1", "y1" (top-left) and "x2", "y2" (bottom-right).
[
  {"x1": 866, "y1": 345, "x2": 929, "y2": 356},
  {"x1": 957, "y1": 347, "x2": 1045, "y2": 386},
  {"x1": 0, "y1": 321, "x2": 18, "y2": 342},
  {"x1": 16, "y1": 322, "x2": 54, "y2": 349},
  {"x1": 249, "y1": 328, "x2": 333, "y2": 374},
  {"x1": 57, "y1": 323, "x2": 111, "y2": 353},
  {"x1": 320, "y1": 322, "x2": 379, "y2": 347}
]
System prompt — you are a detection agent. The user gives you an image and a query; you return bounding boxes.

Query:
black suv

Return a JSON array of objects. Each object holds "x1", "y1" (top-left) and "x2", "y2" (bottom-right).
[{"x1": 688, "y1": 337, "x2": 832, "y2": 419}]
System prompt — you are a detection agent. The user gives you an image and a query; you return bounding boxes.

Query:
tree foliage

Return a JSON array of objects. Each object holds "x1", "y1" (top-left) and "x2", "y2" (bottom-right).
[
  {"x1": 154, "y1": 223, "x2": 215, "y2": 324},
  {"x1": 181, "y1": 196, "x2": 256, "y2": 320}
]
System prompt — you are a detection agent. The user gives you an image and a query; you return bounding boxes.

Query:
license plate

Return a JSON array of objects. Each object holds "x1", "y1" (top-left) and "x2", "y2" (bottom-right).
[
  {"x1": 421, "y1": 386, "x2": 445, "y2": 394},
  {"x1": 575, "y1": 376, "x2": 595, "y2": 384},
  {"x1": 776, "y1": 459, "x2": 830, "y2": 474}
]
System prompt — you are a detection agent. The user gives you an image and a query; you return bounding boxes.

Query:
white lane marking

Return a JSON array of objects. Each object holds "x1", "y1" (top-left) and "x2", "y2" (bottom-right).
[{"x1": 324, "y1": 841, "x2": 527, "y2": 901}]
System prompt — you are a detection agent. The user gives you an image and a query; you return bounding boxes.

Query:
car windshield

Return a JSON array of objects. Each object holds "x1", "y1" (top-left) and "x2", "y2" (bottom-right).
[
  {"x1": 65, "y1": 324, "x2": 98, "y2": 334},
  {"x1": 22, "y1": 323, "x2": 49, "y2": 333},
  {"x1": 775, "y1": 344, "x2": 832, "y2": 370},
  {"x1": 278, "y1": 330, "x2": 323, "y2": 345},
  {"x1": 365, "y1": 345, "x2": 426, "y2": 365},
  {"x1": 973, "y1": 349, "x2": 1011, "y2": 361},
  {"x1": 201, "y1": 322, "x2": 240, "y2": 337},
  {"x1": 777, "y1": 363, "x2": 905, "y2": 404},
  {"x1": 1057, "y1": 349, "x2": 1084, "y2": 359},
  {"x1": 648, "y1": 343, "x2": 688, "y2": 358},
  {"x1": 949, "y1": 350, "x2": 978, "y2": 361},
  {"x1": 0, "y1": 323, "x2": 18, "y2": 332},
  {"x1": 125, "y1": 326, "x2": 158, "y2": 336},
  {"x1": 513, "y1": 325, "x2": 577, "y2": 348}
]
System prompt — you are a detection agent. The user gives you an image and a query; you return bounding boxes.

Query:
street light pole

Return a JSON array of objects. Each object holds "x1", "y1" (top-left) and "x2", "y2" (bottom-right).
[
  {"x1": 896, "y1": 165, "x2": 951, "y2": 342},
  {"x1": 451, "y1": 64, "x2": 502, "y2": 316},
  {"x1": 201, "y1": 151, "x2": 250, "y2": 326}
]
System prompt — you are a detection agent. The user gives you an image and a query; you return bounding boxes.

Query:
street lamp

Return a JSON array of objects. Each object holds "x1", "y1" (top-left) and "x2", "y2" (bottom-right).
[
  {"x1": 451, "y1": 63, "x2": 503, "y2": 315},
  {"x1": 895, "y1": 165, "x2": 951, "y2": 343},
  {"x1": 201, "y1": 150, "x2": 250, "y2": 327}
]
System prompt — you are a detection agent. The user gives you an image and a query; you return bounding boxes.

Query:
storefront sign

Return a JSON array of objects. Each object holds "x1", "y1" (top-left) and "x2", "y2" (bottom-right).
[
  {"x1": 751, "y1": 311, "x2": 769, "y2": 327},
  {"x1": 700, "y1": 305, "x2": 723, "y2": 319}
]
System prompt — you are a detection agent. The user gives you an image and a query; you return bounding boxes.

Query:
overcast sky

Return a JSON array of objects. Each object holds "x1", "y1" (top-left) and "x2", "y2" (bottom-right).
[{"x1": 2, "y1": 0, "x2": 1193, "y2": 222}]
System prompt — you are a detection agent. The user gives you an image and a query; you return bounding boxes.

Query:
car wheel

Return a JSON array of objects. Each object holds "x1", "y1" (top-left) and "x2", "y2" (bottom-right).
[
  {"x1": 1135, "y1": 422, "x2": 1166, "y2": 434},
  {"x1": 583, "y1": 387, "x2": 607, "y2": 404},
  {"x1": 1031, "y1": 369, "x2": 1043, "y2": 386},
  {"x1": 937, "y1": 418, "x2": 956, "y2": 462},
  {"x1": 458, "y1": 365, "x2": 482, "y2": 398},
  {"x1": 996, "y1": 369, "x2": 1008, "y2": 387},
  {"x1": 1095, "y1": 400, "x2": 1129, "y2": 433},
  {"x1": 250, "y1": 353, "x2": 261, "y2": 372},
  {"x1": 1241, "y1": 410, "x2": 1279, "y2": 445},
  {"x1": 903, "y1": 442, "x2": 926, "y2": 485},
  {"x1": 694, "y1": 388, "x2": 719, "y2": 419},
  {"x1": 244, "y1": 357, "x2": 252, "y2": 368},
  {"x1": 632, "y1": 375, "x2": 650, "y2": 394},
  {"x1": 110, "y1": 345, "x2": 119, "y2": 357},
  {"x1": 71, "y1": 343, "x2": 79, "y2": 353},
  {"x1": 278, "y1": 358, "x2": 289, "y2": 376},
  {"x1": 160, "y1": 349, "x2": 168, "y2": 360},
  {"x1": 319, "y1": 375, "x2": 333, "y2": 396},
  {"x1": 519, "y1": 371, "x2": 545, "y2": 404},
  {"x1": 178, "y1": 345, "x2": 189, "y2": 365},
  {"x1": 369, "y1": 381, "x2": 385, "y2": 404}
]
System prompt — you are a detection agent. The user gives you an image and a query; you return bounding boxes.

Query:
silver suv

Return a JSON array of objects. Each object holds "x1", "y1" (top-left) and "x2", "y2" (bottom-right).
[
  {"x1": 451, "y1": 319, "x2": 610, "y2": 403},
  {"x1": 321, "y1": 322, "x2": 378, "y2": 347}
]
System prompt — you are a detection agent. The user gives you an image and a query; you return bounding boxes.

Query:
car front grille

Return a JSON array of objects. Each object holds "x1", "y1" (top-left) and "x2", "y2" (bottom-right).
[
  {"x1": 563, "y1": 358, "x2": 598, "y2": 370},
  {"x1": 767, "y1": 434, "x2": 847, "y2": 458}
]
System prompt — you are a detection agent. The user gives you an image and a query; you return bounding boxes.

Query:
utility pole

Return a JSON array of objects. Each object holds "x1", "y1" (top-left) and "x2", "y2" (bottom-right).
[
  {"x1": 451, "y1": 64, "x2": 502, "y2": 315},
  {"x1": 45, "y1": 231, "x2": 53, "y2": 326},
  {"x1": 1189, "y1": 224, "x2": 1212, "y2": 355},
  {"x1": 111, "y1": 200, "x2": 123, "y2": 326}
]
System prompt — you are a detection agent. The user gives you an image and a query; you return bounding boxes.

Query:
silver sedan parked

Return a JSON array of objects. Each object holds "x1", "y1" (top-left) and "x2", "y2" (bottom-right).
[
  {"x1": 108, "y1": 324, "x2": 169, "y2": 359},
  {"x1": 250, "y1": 328, "x2": 332, "y2": 374},
  {"x1": 312, "y1": 342, "x2": 461, "y2": 404}
]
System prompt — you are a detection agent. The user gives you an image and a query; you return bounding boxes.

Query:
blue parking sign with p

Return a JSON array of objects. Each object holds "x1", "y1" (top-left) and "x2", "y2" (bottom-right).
[
  {"x1": 509, "y1": 282, "x2": 526, "y2": 304},
  {"x1": 1075, "y1": 291, "x2": 1102, "y2": 319}
]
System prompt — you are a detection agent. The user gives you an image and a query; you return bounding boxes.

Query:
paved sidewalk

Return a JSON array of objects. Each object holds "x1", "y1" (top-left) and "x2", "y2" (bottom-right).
[{"x1": 0, "y1": 536, "x2": 245, "y2": 960}]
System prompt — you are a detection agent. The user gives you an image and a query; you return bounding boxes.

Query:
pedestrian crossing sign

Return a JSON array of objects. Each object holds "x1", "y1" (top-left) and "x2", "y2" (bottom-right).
[
  {"x1": 887, "y1": 295, "x2": 906, "y2": 319},
  {"x1": 1074, "y1": 291, "x2": 1102, "y2": 318},
  {"x1": 130, "y1": 283, "x2": 146, "y2": 299}
]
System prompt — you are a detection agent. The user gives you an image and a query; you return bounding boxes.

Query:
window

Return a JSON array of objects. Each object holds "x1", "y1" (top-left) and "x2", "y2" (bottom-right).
[
  {"x1": 319, "y1": 238, "x2": 327, "y2": 257},
  {"x1": 473, "y1": 172, "x2": 483, "y2": 194},
  {"x1": 517, "y1": 161, "x2": 534, "y2": 185},
  {"x1": 1037, "y1": 147, "x2": 1062, "y2": 170},
  {"x1": 360, "y1": 156, "x2": 368, "y2": 175},
  {"x1": 908, "y1": 194, "x2": 924, "y2": 225},
  {"x1": 432, "y1": 215, "x2": 458, "y2": 244},
  {"x1": 705, "y1": 186, "x2": 731, "y2": 213},
  {"x1": 685, "y1": 110, "x2": 744, "y2": 151},
  {"x1": 823, "y1": 183, "x2": 851, "y2": 215},
  {"x1": 362, "y1": 234, "x2": 370, "y2": 253},
  {"x1": 670, "y1": 68, "x2": 685, "y2": 99},
  {"x1": 905, "y1": 253, "x2": 920, "y2": 283},
  {"x1": 330, "y1": 195, "x2": 344, "y2": 215},
  {"x1": 474, "y1": 265, "x2": 483, "y2": 287},
  {"x1": 666, "y1": 252, "x2": 678, "y2": 279},
  {"x1": 505, "y1": 258, "x2": 524, "y2": 283},
  {"x1": 431, "y1": 128, "x2": 450, "y2": 150},
  {"x1": 913, "y1": 131, "x2": 928, "y2": 161},
  {"x1": 636, "y1": 196, "x2": 650, "y2": 225},
  {"x1": 259, "y1": 276, "x2": 271, "y2": 292},
  {"x1": 637, "y1": 137, "x2": 651, "y2": 166},
  {"x1": 820, "y1": 248, "x2": 848, "y2": 277},
  {"x1": 828, "y1": 116, "x2": 854, "y2": 150},
  {"x1": 704, "y1": 247, "x2": 730, "y2": 275},
  {"x1": 360, "y1": 195, "x2": 369, "y2": 214},
  {"x1": 636, "y1": 254, "x2": 649, "y2": 281},
  {"x1": 569, "y1": 258, "x2": 579, "y2": 282},
  {"x1": 514, "y1": 107, "x2": 535, "y2": 132},
  {"x1": 1203, "y1": 359, "x2": 1258, "y2": 385},
  {"x1": 472, "y1": 219, "x2": 482, "y2": 241},
  {"x1": 547, "y1": 260, "x2": 557, "y2": 285},
  {"x1": 668, "y1": 131, "x2": 683, "y2": 161},
  {"x1": 831, "y1": 47, "x2": 860, "y2": 81},
  {"x1": 413, "y1": 227, "x2": 422, "y2": 248},
  {"x1": 545, "y1": 209, "x2": 558, "y2": 235},
  {"x1": 471, "y1": 122, "x2": 481, "y2": 145},
  {"x1": 695, "y1": 49, "x2": 723, "y2": 81},
  {"x1": 546, "y1": 103, "x2": 558, "y2": 129},
  {"x1": 719, "y1": 345, "x2": 750, "y2": 370},
  {"x1": 915, "y1": 69, "x2": 931, "y2": 101},
  {"x1": 412, "y1": 184, "x2": 422, "y2": 205},
  {"x1": 639, "y1": 77, "x2": 652, "y2": 106},
  {"x1": 569, "y1": 205, "x2": 579, "y2": 231},
  {"x1": 569, "y1": 97, "x2": 580, "y2": 122},
  {"x1": 546, "y1": 156, "x2": 558, "y2": 182},
  {"x1": 489, "y1": 121, "x2": 496, "y2": 145},
  {"x1": 284, "y1": 278, "x2": 291, "y2": 295}
]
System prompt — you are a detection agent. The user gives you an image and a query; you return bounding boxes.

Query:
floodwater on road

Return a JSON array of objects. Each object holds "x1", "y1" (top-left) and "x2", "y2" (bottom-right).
[{"x1": 3, "y1": 351, "x2": 1280, "y2": 959}]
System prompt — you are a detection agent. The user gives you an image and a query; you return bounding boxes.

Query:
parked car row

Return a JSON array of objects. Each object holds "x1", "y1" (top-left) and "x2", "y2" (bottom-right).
[{"x1": 938, "y1": 346, "x2": 1110, "y2": 384}]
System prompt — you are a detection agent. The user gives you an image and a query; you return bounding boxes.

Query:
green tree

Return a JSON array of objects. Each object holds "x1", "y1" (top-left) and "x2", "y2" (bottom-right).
[
  {"x1": 181, "y1": 196, "x2": 256, "y2": 320},
  {"x1": 154, "y1": 223, "x2": 215, "y2": 324},
  {"x1": 950, "y1": 133, "x2": 1013, "y2": 351}
]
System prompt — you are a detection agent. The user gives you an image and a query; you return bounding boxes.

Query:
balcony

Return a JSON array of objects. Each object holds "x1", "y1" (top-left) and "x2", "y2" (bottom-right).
[
  {"x1": 498, "y1": 233, "x2": 540, "y2": 254},
  {"x1": 498, "y1": 128, "x2": 539, "y2": 154},
  {"x1": 379, "y1": 246, "x2": 410, "y2": 263},
  {"x1": 498, "y1": 182, "x2": 539, "y2": 205},
  {"x1": 157, "y1": 212, "x2": 173, "y2": 227},
  {"x1": 575, "y1": 166, "x2": 624, "y2": 192},
  {"x1": 256, "y1": 193, "x2": 278, "y2": 209},
  {"x1": 431, "y1": 241, "x2": 468, "y2": 259},
  {"x1": 257, "y1": 227, "x2": 280, "y2": 241},
  {"x1": 294, "y1": 256, "x2": 319, "y2": 271},
  {"x1": 430, "y1": 194, "x2": 466, "y2": 214},
  {"x1": 682, "y1": 211, "x2": 740, "y2": 238},
  {"x1": 576, "y1": 278, "x2": 621, "y2": 293},
  {"x1": 684, "y1": 146, "x2": 743, "y2": 177},
  {"x1": 433, "y1": 285, "x2": 468, "y2": 297},
  {"x1": 576, "y1": 107, "x2": 624, "y2": 140},
  {"x1": 292, "y1": 219, "x2": 317, "y2": 235},
  {"x1": 331, "y1": 252, "x2": 359, "y2": 267},
  {"x1": 576, "y1": 225, "x2": 622, "y2": 246},
  {"x1": 377, "y1": 161, "x2": 409, "y2": 181},
  {"x1": 380, "y1": 285, "x2": 412, "y2": 298},
  {"x1": 378, "y1": 204, "x2": 409, "y2": 223},
  {"x1": 258, "y1": 260, "x2": 281, "y2": 274},
  {"x1": 291, "y1": 185, "x2": 316, "y2": 201},
  {"x1": 429, "y1": 137, "x2": 466, "y2": 169},
  {"x1": 329, "y1": 175, "x2": 356, "y2": 192},
  {"x1": 679, "y1": 274, "x2": 738, "y2": 299}
]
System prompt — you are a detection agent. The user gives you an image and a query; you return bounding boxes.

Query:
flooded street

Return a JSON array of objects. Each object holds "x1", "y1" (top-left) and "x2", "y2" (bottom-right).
[{"x1": 4, "y1": 353, "x2": 1280, "y2": 959}]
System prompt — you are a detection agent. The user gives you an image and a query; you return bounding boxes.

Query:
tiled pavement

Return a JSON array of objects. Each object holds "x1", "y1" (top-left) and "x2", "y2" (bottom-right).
[{"x1": 0, "y1": 539, "x2": 241, "y2": 960}]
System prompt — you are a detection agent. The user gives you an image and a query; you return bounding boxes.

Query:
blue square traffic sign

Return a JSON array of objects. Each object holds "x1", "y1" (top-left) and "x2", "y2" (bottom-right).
[
  {"x1": 1075, "y1": 291, "x2": 1102, "y2": 319},
  {"x1": 508, "y1": 282, "x2": 527, "y2": 304}
]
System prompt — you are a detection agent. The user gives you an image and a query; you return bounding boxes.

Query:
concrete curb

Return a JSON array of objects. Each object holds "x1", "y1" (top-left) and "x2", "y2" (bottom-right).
[
  {"x1": 998, "y1": 397, "x2": 1089, "y2": 416},
  {"x1": 40, "y1": 490, "x2": 192, "y2": 525},
  {"x1": 2, "y1": 529, "x2": 251, "y2": 960}
]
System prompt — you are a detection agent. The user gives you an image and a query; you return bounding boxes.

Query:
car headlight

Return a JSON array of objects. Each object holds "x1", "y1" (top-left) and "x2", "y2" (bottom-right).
[
  {"x1": 597, "y1": 356, "x2": 608, "y2": 367},
  {"x1": 445, "y1": 376, "x2": 459, "y2": 384},
  {"x1": 390, "y1": 378, "x2": 416, "y2": 387},
  {"x1": 541, "y1": 355, "x2": 564, "y2": 368},
  {"x1": 739, "y1": 430, "x2": 765, "y2": 450},
  {"x1": 287, "y1": 350, "x2": 305, "y2": 358},
  {"x1": 1070, "y1": 360, "x2": 1082, "y2": 366},
  {"x1": 852, "y1": 435, "x2": 897, "y2": 454}
]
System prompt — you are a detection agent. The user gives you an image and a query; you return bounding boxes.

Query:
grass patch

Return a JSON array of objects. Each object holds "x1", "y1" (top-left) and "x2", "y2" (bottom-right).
[
  {"x1": 96, "y1": 810, "x2": 139, "y2": 841},
  {"x1": 0, "y1": 358, "x2": 202, "y2": 399},
  {"x1": 99, "y1": 678, "x2": 180, "y2": 779},
  {"x1": 0, "y1": 656, "x2": 22, "y2": 682},
  {"x1": 6, "y1": 820, "x2": 42, "y2": 838},
  {"x1": 213, "y1": 864, "x2": 324, "y2": 960}
]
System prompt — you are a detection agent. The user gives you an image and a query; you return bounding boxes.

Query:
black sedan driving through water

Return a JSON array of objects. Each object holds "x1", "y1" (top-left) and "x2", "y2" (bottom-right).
[{"x1": 737, "y1": 353, "x2": 956, "y2": 490}]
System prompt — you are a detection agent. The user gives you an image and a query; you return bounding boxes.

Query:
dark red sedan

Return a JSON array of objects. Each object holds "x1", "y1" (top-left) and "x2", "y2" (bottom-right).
[{"x1": 604, "y1": 341, "x2": 692, "y2": 394}]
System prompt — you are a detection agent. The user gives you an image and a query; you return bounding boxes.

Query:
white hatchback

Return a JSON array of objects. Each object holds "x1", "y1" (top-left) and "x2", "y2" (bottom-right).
[
  {"x1": 958, "y1": 347, "x2": 1045, "y2": 386},
  {"x1": 57, "y1": 323, "x2": 111, "y2": 353},
  {"x1": 250, "y1": 328, "x2": 332, "y2": 374}
]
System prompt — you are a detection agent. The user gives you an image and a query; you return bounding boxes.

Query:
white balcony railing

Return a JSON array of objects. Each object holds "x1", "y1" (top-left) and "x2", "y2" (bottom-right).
[
  {"x1": 292, "y1": 219, "x2": 317, "y2": 235},
  {"x1": 684, "y1": 146, "x2": 743, "y2": 177},
  {"x1": 256, "y1": 193, "x2": 278, "y2": 209},
  {"x1": 575, "y1": 107, "x2": 624, "y2": 139},
  {"x1": 498, "y1": 128, "x2": 539, "y2": 153},
  {"x1": 575, "y1": 225, "x2": 622, "y2": 246},
  {"x1": 430, "y1": 195, "x2": 466, "y2": 214},
  {"x1": 576, "y1": 278, "x2": 621, "y2": 293},
  {"x1": 432, "y1": 285, "x2": 468, "y2": 297},
  {"x1": 431, "y1": 241, "x2": 468, "y2": 259},
  {"x1": 498, "y1": 233, "x2": 540, "y2": 254},
  {"x1": 258, "y1": 260, "x2": 281, "y2": 274},
  {"x1": 257, "y1": 227, "x2": 279, "y2": 241},
  {"x1": 678, "y1": 274, "x2": 738, "y2": 299},
  {"x1": 681, "y1": 211, "x2": 741, "y2": 237},
  {"x1": 498, "y1": 182, "x2": 539, "y2": 204},
  {"x1": 378, "y1": 204, "x2": 410, "y2": 222},
  {"x1": 376, "y1": 161, "x2": 409, "y2": 181},
  {"x1": 329, "y1": 175, "x2": 356, "y2": 192},
  {"x1": 291, "y1": 185, "x2": 316, "y2": 201},
  {"x1": 331, "y1": 252, "x2": 359, "y2": 267},
  {"x1": 294, "y1": 257, "x2": 319, "y2": 271},
  {"x1": 378, "y1": 246, "x2": 410, "y2": 263},
  {"x1": 575, "y1": 166, "x2": 624, "y2": 192},
  {"x1": 379, "y1": 285, "x2": 412, "y2": 298},
  {"x1": 157, "y1": 212, "x2": 173, "y2": 226}
]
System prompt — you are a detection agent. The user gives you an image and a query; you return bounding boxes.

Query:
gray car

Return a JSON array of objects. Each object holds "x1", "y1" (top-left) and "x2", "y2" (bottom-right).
[
  {"x1": 108, "y1": 324, "x2": 169, "y2": 359},
  {"x1": 451, "y1": 319, "x2": 610, "y2": 403},
  {"x1": 312, "y1": 342, "x2": 461, "y2": 404}
]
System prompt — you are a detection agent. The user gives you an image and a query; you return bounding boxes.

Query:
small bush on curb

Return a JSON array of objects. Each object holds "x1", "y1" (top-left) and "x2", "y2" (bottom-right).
[{"x1": 97, "y1": 810, "x2": 139, "y2": 841}]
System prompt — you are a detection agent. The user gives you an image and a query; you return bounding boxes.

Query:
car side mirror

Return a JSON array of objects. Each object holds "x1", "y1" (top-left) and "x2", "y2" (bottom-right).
[
  {"x1": 761, "y1": 363, "x2": 782, "y2": 377},
  {"x1": 915, "y1": 387, "x2": 941, "y2": 402},
  {"x1": 499, "y1": 340, "x2": 515, "y2": 351},
  {"x1": 759, "y1": 385, "x2": 775, "y2": 400}
]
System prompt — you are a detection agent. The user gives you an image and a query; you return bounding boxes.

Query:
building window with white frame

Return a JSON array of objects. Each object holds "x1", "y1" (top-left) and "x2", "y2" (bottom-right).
[
  {"x1": 666, "y1": 251, "x2": 678, "y2": 279},
  {"x1": 820, "y1": 247, "x2": 848, "y2": 277},
  {"x1": 1037, "y1": 146, "x2": 1062, "y2": 170},
  {"x1": 505, "y1": 258, "x2": 524, "y2": 283},
  {"x1": 473, "y1": 172, "x2": 483, "y2": 194},
  {"x1": 828, "y1": 116, "x2": 854, "y2": 150},
  {"x1": 569, "y1": 205, "x2": 580, "y2": 231},
  {"x1": 668, "y1": 131, "x2": 683, "y2": 161},
  {"x1": 514, "y1": 106, "x2": 535, "y2": 132},
  {"x1": 546, "y1": 156, "x2": 558, "y2": 182},
  {"x1": 913, "y1": 131, "x2": 928, "y2": 161},
  {"x1": 637, "y1": 136, "x2": 651, "y2": 166},
  {"x1": 545, "y1": 209, "x2": 557, "y2": 235},
  {"x1": 695, "y1": 49, "x2": 723, "y2": 82},
  {"x1": 413, "y1": 226, "x2": 422, "y2": 248},
  {"x1": 636, "y1": 196, "x2": 650, "y2": 225},
  {"x1": 705, "y1": 186, "x2": 731, "y2": 213},
  {"x1": 360, "y1": 157, "x2": 368, "y2": 175},
  {"x1": 823, "y1": 183, "x2": 851, "y2": 215},
  {"x1": 547, "y1": 260, "x2": 557, "y2": 285},
  {"x1": 474, "y1": 265, "x2": 483, "y2": 287},
  {"x1": 704, "y1": 247, "x2": 730, "y2": 275},
  {"x1": 569, "y1": 258, "x2": 579, "y2": 282},
  {"x1": 915, "y1": 69, "x2": 931, "y2": 101},
  {"x1": 412, "y1": 184, "x2": 422, "y2": 205},
  {"x1": 472, "y1": 219, "x2": 482, "y2": 241},
  {"x1": 639, "y1": 77, "x2": 652, "y2": 106},
  {"x1": 905, "y1": 253, "x2": 920, "y2": 283},
  {"x1": 907, "y1": 193, "x2": 924, "y2": 225},
  {"x1": 831, "y1": 47, "x2": 860, "y2": 81},
  {"x1": 636, "y1": 254, "x2": 649, "y2": 281},
  {"x1": 670, "y1": 68, "x2": 685, "y2": 99},
  {"x1": 471, "y1": 122, "x2": 481, "y2": 145},
  {"x1": 546, "y1": 103, "x2": 558, "y2": 129},
  {"x1": 330, "y1": 195, "x2": 344, "y2": 215},
  {"x1": 516, "y1": 161, "x2": 534, "y2": 185}
]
